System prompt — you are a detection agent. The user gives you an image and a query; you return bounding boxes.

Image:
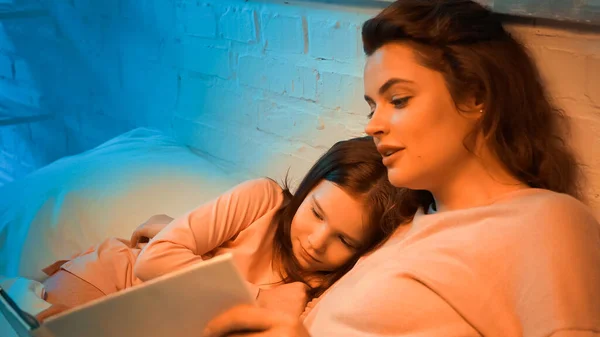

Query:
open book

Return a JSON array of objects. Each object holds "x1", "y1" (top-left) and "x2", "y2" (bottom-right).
[{"x1": 1, "y1": 253, "x2": 255, "y2": 337}]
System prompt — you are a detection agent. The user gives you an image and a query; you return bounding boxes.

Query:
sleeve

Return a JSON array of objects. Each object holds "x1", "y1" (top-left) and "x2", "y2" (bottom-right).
[
  {"x1": 516, "y1": 197, "x2": 600, "y2": 336},
  {"x1": 133, "y1": 178, "x2": 283, "y2": 283}
]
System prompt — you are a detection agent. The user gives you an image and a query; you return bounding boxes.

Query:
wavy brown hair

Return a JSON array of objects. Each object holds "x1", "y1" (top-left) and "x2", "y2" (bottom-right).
[
  {"x1": 270, "y1": 136, "x2": 409, "y2": 298},
  {"x1": 362, "y1": 0, "x2": 583, "y2": 215}
]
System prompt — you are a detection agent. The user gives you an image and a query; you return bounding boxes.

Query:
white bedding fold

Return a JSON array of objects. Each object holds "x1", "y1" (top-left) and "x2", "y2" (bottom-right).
[
  {"x1": 0, "y1": 276, "x2": 51, "y2": 336},
  {"x1": 0, "y1": 275, "x2": 51, "y2": 322}
]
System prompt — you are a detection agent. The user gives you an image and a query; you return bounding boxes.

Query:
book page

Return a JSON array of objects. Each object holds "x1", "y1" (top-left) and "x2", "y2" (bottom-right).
[{"x1": 35, "y1": 253, "x2": 255, "y2": 337}]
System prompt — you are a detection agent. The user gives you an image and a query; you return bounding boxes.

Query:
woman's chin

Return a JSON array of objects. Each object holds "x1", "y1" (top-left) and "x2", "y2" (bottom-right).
[{"x1": 387, "y1": 169, "x2": 411, "y2": 188}]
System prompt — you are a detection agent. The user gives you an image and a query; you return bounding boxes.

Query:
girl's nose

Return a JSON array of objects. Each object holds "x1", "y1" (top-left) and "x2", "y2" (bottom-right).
[{"x1": 307, "y1": 225, "x2": 328, "y2": 253}]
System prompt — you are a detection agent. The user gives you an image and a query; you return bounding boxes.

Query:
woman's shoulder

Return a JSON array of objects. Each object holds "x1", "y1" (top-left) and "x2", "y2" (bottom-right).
[
  {"x1": 500, "y1": 188, "x2": 599, "y2": 238},
  {"x1": 505, "y1": 188, "x2": 595, "y2": 218}
]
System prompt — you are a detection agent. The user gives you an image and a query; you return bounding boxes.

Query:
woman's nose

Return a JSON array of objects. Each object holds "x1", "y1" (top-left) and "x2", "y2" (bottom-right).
[{"x1": 364, "y1": 108, "x2": 389, "y2": 137}]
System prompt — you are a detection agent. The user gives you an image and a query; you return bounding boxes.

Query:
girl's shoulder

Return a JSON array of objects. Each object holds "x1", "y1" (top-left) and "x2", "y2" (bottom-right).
[
  {"x1": 232, "y1": 177, "x2": 284, "y2": 200},
  {"x1": 240, "y1": 177, "x2": 283, "y2": 191}
]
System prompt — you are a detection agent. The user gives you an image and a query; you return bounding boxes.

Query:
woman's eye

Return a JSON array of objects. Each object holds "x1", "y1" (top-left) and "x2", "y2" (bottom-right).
[
  {"x1": 366, "y1": 102, "x2": 376, "y2": 119},
  {"x1": 367, "y1": 97, "x2": 410, "y2": 118},
  {"x1": 392, "y1": 96, "x2": 411, "y2": 109}
]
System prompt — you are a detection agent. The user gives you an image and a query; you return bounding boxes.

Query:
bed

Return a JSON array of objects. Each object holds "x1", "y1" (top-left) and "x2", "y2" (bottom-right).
[{"x1": 0, "y1": 127, "x2": 250, "y2": 336}]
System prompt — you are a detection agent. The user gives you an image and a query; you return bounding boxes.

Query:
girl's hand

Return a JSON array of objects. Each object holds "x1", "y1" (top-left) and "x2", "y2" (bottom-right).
[
  {"x1": 203, "y1": 304, "x2": 311, "y2": 337},
  {"x1": 129, "y1": 214, "x2": 174, "y2": 248},
  {"x1": 256, "y1": 282, "x2": 309, "y2": 317}
]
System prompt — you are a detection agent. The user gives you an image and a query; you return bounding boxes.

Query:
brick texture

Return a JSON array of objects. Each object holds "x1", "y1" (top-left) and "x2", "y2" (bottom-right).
[{"x1": 0, "y1": 0, "x2": 599, "y2": 220}]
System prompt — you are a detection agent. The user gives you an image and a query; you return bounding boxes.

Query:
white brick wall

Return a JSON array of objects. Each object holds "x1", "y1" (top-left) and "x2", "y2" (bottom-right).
[
  {"x1": 182, "y1": 42, "x2": 232, "y2": 78},
  {"x1": 178, "y1": 2, "x2": 218, "y2": 38},
  {"x1": 586, "y1": 57, "x2": 600, "y2": 107},
  {"x1": 0, "y1": 52, "x2": 12, "y2": 79},
  {"x1": 220, "y1": 7, "x2": 257, "y2": 43},
  {"x1": 0, "y1": 0, "x2": 599, "y2": 217},
  {"x1": 262, "y1": 13, "x2": 305, "y2": 54},
  {"x1": 308, "y1": 19, "x2": 362, "y2": 61},
  {"x1": 511, "y1": 24, "x2": 600, "y2": 212}
]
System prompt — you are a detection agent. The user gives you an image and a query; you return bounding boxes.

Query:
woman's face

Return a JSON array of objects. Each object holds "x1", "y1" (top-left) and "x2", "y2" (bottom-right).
[
  {"x1": 290, "y1": 180, "x2": 369, "y2": 272},
  {"x1": 364, "y1": 43, "x2": 480, "y2": 190}
]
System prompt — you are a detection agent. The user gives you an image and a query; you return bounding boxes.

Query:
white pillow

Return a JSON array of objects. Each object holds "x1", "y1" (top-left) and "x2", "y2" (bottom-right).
[{"x1": 0, "y1": 128, "x2": 248, "y2": 281}]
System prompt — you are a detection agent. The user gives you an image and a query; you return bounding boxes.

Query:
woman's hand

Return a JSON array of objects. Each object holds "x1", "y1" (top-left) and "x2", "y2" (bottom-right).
[
  {"x1": 256, "y1": 282, "x2": 309, "y2": 317},
  {"x1": 129, "y1": 214, "x2": 174, "y2": 247},
  {"x1": 203, "y1": 305, "x2": 311, "y2": 337}
]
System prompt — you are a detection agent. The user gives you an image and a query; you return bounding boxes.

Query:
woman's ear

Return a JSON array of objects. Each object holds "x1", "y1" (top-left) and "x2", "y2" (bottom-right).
[
  {"x1": 458, "y1": 104, "x2": 485, "y2": 119},
  {"x1": 457, "y1": 96, "x2": 485, "y2": 119},
  {"x1": 474, "y1": 103, "x2": 485, "y2": 117},
  {"x1": 473, "y1": 89, "x2": 486, "y2": 117}
]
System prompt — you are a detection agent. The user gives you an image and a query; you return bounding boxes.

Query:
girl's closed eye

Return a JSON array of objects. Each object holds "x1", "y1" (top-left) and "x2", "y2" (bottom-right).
[
  {"x1": 311, "y1": 207, "x2": 324, "y2": 221},
  {"x1": 339, "y1": 235, "x2": 356, "y2": 249}
]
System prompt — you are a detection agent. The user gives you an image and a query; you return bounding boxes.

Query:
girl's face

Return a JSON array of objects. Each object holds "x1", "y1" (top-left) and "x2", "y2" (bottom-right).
[
  {"x1": 290, "y1": 180, "x2": 369, "y2": 272},
  {"x1": 363, "y1": 43, "x2": 481, "y2": 191}
]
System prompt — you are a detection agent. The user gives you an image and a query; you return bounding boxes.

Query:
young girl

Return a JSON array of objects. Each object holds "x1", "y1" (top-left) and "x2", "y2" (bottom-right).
[
  {"x1": 202, "y1": 1, "x2": 600, "y2": 336},
  {"x1": 39, "y1": 136, "x2": 407, "y2": 320}
]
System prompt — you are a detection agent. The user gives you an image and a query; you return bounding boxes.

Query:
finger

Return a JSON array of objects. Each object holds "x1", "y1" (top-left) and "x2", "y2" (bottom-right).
[
  {"x1": 129, "y1": 234, "x2": 139, "y2": 247},
  {"x1": 130, "y1": 223, "x2": 145, "y2": 246},
  {"x1": 129, "y1": 232, "x2": 143, "y2": 247},
  {"x1": 203, "y1": 305, "x2": 287, "y2": 337}
]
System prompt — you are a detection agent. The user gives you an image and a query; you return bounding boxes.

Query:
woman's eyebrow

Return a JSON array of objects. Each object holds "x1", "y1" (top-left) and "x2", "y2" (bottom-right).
[
  {"x1": 378, "y1": 77, "x2": 414, "y2": 95},
  {"x1": 364, "y1": 77, "x2": 415, "y2": 101}
]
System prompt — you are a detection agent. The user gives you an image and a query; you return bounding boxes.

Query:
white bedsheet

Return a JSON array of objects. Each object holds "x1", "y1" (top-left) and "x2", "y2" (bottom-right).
[{"x1": 0, "y1": 276, "x2": 51, "y2": 336}]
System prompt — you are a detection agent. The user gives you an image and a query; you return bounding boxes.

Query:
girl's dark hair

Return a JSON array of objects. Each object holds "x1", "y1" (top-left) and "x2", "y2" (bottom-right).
[
  {"x1": 362, "y1": 0, "x2": 583, "y2": 214},
  {"x1": 271, "y1": 136, "x2": 408, "y2": 298}
]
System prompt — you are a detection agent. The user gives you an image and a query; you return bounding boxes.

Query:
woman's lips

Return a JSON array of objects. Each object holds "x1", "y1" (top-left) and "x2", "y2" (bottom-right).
[{"x1": 381, "y1": 148, "x2": 405, "y2": 166}]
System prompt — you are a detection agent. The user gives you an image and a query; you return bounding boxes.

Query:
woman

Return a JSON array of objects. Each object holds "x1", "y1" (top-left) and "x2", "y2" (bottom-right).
[
  {"x1": 39, "y1": 136, "x2": 407, "y2": 320},
  {"x1": 203, "y1": 1, "x2": 600, "y2": 336}
]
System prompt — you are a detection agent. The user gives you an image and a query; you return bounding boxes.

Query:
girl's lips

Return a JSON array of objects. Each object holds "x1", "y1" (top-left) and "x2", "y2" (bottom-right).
[{"x1": 300, "y1": 244, "x2": 321, "y2": 264}]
